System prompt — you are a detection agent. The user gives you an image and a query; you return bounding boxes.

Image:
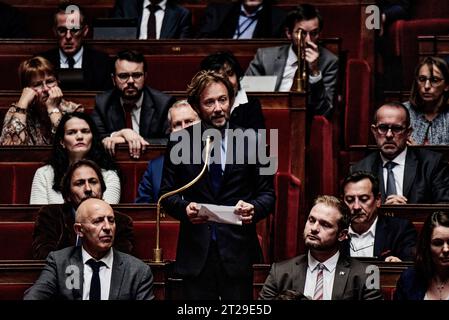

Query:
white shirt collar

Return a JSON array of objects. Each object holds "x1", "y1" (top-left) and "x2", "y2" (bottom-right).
[
  {"x1": 380, "y1": 146, "x2": 407, "y2": 167},
  {"x1": 59, "y1": 46, "x2": 84, "y2": 67},
  {"x1": 349, "y1": 215, "x2": 378, "y2": 237},
  {"x1": 81, "y1": 246, "x2": 113, "y2": 269},
  {"x1": 287, "y1": 44, "x2": 297, "y2": 67},
  {"x1": 307, "y1": 250, "x2": 340, "y2": 273},
  {"x1": 231, "y1": 88, "x2": 249, "y2": 114}
]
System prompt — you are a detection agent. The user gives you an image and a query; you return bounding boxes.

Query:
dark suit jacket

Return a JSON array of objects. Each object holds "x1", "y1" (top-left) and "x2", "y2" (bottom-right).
[
  {"x1": 197, "y1": 2, "x2": 286, "y2": 39},
  {"x1": 40, "y1": 46, "x2": 113, "y2": 91},
  {"x1": 245, "y1": 44, "x2": 338, "y2": 117},
  {"x1": 230, "y1": 95, "x2": 266, "y2": 130},
  {"x1": 394, "y1": 266, "x2": 426, "y2": 300},
  {"x1": 160, "y1": 122, "x2": 275, "y2": 278},
  {"x1": 24, "y1": 247, "x2": 154, "y2": 300},
  {"x1": 32, "y1": 203, "x2": 134, "y2": 260},
  {"x1": 341, "y1": 215, "x2": 417, "y2": 261},
  {"x1": 91, "y1": 86, "x2": 175, "y2": 141},
  {"x1": 0, "y1": 2, "x2": 28, "y2": 38},
  {"x1": 112, "y1": 0, "x2": 192, "y2": 39},
  {"x1": 351, "y1": 148, "x2": 449, "y2": 203},
  {"x1": 136, "y1": 155, "x2": 164, "y2": 203},
  {"x1": 259, "y1": 253, "x2": 383, "y2": 300}
]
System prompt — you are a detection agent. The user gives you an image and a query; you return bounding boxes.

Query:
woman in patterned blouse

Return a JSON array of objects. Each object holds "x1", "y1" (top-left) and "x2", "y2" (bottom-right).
[
  {"x1": 404, "y1": 57, "x2": 449, "y2": 145},
  {"x1": 0, "y1": 56, "x2": 82, "y2": 145}
]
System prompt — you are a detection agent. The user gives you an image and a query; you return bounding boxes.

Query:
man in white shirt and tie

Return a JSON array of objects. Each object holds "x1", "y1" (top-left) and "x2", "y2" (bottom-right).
[
  {"x1": 259, "y1": 195, "x2": 382, "y2": 300},
  {"x1": 351, "y1": 102, "x2": 449, "y2": 204},
  {"x1": 24, "y1": 198, "x2": 154, "y2": 300}
]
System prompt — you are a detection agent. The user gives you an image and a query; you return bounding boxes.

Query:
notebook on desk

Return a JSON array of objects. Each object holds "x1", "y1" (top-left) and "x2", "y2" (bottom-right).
[
  {"x1": 93, "y1": 18, "x2": 138, "y2": 40},
  {"x1": 240, "y1": 76, "x2": 277, "y2": 92}
]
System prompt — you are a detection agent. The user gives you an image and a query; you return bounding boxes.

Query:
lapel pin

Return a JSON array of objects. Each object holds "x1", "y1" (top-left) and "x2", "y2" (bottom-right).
[{"x1": 339, "y1": 271, "x2": 345, "y2": 276}]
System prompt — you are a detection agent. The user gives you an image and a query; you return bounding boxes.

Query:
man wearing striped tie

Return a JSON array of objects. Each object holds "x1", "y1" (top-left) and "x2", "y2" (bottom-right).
[{"x1": 259, "y1": 195, "x2": 383, "y2": 300}]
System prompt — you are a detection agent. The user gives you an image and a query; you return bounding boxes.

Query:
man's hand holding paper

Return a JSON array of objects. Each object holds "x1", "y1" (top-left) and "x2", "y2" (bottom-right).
[{"x1": 196, "y1": 200, "x2": 255, "y2": 226}]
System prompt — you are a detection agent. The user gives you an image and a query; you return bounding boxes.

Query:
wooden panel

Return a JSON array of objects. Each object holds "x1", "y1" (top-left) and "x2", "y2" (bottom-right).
[{"x1": 418, "y1": 35, "x2": 449, "y2": 57}]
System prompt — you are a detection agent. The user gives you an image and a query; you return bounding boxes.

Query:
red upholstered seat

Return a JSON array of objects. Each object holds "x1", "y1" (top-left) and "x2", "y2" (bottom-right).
[
  {"x1": 386, "y1": 18, "x2": 449, "y2": 89},
  {"x1": 0, "y1": 222, "x2": 33, "y2": 260},
  {"x1": 344, "y1": 58, "x2": 372, "y2": 147},
  {"x1": 132, "y1": 222, "x2": 180, "y2": 261},
  {"x1": 0, "y1": 163, "x2": 41, "y2": 204},
  {"x1": 263, "y1": 109, "x2": 291, "y2": 174},
  {"x1": 0, "y1": 284, "x2": 32, "y2": 300}
]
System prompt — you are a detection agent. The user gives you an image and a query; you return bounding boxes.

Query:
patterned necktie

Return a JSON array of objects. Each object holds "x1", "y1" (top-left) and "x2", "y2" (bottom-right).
[
  {"x1": 123, "y1": 103, "x2": 135, "y2": 130},
  {"x1": 147, "y1": 4, "x2": 161, "y2": 39},
  {"x1": 209, "y1": 141, "x2": 223, "y2": 194},
  {"x1": 86, "y1": 259, "x2": 105, "y2": 300},
  {"x1": 385, "y1": 161, "x2": 397, "y2": 197},
  {"x1": 313, "y1": 263, "x2": 325, "y2": 300}
]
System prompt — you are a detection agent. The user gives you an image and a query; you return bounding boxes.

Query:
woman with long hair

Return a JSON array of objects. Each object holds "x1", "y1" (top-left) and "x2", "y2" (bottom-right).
[
  {"x1": 395, "y1": 211, "x2": 449, "y2": 300},
  {"x1": 30, "y1": 112, "x2": 121, "y2": 204}
]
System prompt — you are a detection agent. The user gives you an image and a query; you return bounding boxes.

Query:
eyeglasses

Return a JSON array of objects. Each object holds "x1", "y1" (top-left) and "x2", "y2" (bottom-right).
[
  {"x1": 417, "y1": 75, "x2": 444, "y2": 87},
  {"x1": 55, "y1": 26, "x2": 84, "y2": 37},
  {"x1": 293, "y1": 28, "x2": 319, "y2": 38},
  {"x1": 31, "y1": 78, "x2": 58, "y2": 90},
  {"x1": 115, "y1": 72, "x2": 145, "y2": 82},
  {"x1": 374, "y1": 124, "x2": 408, "y2": 135}
]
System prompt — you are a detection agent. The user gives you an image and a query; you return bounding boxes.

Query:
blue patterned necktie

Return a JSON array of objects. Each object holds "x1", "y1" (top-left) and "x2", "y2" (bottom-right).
[{"x1": 385, "y1": 161, "x2": 397, "y2": 197}]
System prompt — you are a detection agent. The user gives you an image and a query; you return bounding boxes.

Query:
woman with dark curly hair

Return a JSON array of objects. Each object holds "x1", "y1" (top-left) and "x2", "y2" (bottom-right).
[
  {"x1": 395, "y1": 211, "x2": 449, "y2": 300},
  {"x1": 404, "y1": 57, "x2": 449, "y2": 145},
  {"x1": 30, "y1": 112, "x2": 121, "y2": 204}
]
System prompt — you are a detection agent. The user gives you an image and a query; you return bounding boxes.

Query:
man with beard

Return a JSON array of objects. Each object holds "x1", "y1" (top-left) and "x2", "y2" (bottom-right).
[
  {"x1": 342, "y1": 171, "x2": 417, "y2": 262},
  {"x1": 259, "y1": 195, "x2": 382, "y2": 300},
  {"x1": 31, "y1": 159, "x2": 134, "y2": 259},
  {"x1": 160, "y1": 70, "x2": 275, "y2": 300},
  {"x1": 92, "y1": 50, "x2": 175, "y2": 159},
  {"x1": 351, "y1": 102, "x2": 449, "y2": 204}
]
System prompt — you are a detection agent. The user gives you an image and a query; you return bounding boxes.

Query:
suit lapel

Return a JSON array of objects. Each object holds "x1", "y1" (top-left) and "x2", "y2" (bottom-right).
[
  {"x1": 375, "y1": 155, "x2": 386, "y2": 202},
  {"x1": 139, "y1": 89, "x2": 155, "y2": 137},
  {"x1": 331, "y1": 256, "x2": 350, "y2": 300},
  {"x1": 160, "y1": 5, "x2": 175, "y2": 39},
  {"x1": 273, "y1": 45, "x2": 289, "y2": 90},
  {"x1": 403, "y1": 149, "x2": 417, "y2": 198},
  {"x1": 373, "y1": 216, "x2": 386, "y2": 258},
  {"x1": 108, "y1": 91, "x2": 127, "y2": 131},
  {"x1": 136, "y1": 0, "x2": 144, "y2": 34},
  {"x1": 293, "y1": 255, "x2": 307, "y2": 294},
  {"x1": 109, "y1": 250, "x2": 125, "y2": 300},
  {"x1": 70, "y1": 247, "x2": 84, "y2": 300}
]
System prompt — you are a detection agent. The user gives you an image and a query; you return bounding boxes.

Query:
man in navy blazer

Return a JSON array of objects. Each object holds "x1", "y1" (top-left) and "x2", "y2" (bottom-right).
[
  {"x1": 160, "y1": 71, "x2": 275, "y2": 300},
  {"x1": 41, "y1": 2, "x2": 112, "y2": 91},
  {"x1": 112, "y1": 0, "x2": 192, "y2": 39},
  {"x1": 351, "y1": 102, "x2": 449, "y2": 204},
  {"x1": 197, "y1": 0, "x2": 286, "y2": 39},
  {"x1": 136, "y1": 100, "x2": 199, "y2": 203},
  {"x1": 341, "y1": 171, "x2": 417, "y2": 262},
  {"x1": 92, "y1": 50, "x2": 175, "y2": 159}
]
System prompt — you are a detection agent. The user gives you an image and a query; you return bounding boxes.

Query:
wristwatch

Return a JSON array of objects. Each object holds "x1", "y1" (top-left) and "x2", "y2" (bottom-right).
[
  {"x1": 47, "y1": 108, "x2": 61, "y2": 116},
  {"x1": 11, "y1": 104, "x2": 27, "y2": 114}
]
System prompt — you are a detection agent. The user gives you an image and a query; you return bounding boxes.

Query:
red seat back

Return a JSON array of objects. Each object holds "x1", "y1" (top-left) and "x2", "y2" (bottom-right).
[
  {"x1": 132, "y1": 222, "x2": 179, "y2": 261},
  {"x1": 0, "y1": 222, "x2": 34, "y2": 260}
]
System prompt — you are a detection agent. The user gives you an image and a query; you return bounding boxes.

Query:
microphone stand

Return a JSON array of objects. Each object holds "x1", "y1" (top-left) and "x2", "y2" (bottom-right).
[{"x1": 152, "y1": 136, "x2": 213, "y2": 263}]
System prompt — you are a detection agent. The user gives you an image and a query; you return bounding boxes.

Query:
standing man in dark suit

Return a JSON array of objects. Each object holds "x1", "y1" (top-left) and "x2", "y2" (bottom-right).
[
  {"x1": 32, "y1": 159, "x2": 134, "y2": 260},
  {"x1": 259, "y1": 195, "x2": 383, "y2": 300},
  {"x1": 160, "y1": 71, "x2": 275, "y2": 300},
  {"x1": 24, "y1": 198, "x2": 154, "y2": 300},
  {"x1": 112, "y1": 0, "x2": 192, "y2": 39},
  {"x1": 341, "y1": 171, "x2": 417, "y2": 262},
  {"x1": 245, "y1": 4, "x2": 338, "y2": 117},
  {"x1": 92, "y1": 50, "x2": 175, "y2": 159},
  {"x1": 351, "y1": 102, "x2": 449, "y2": 204},
  {"x1": 197, "y1": 0, "x2": 286, "y2": 39},
  {"x1": 40, "y1": 2, "x2": 112, "y2": 91}
]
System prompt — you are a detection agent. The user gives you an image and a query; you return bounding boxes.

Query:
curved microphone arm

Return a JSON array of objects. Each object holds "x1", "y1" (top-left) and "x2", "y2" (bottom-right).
[{"x1": 152, "y1": 136, "x2": 213, "y2": 262}]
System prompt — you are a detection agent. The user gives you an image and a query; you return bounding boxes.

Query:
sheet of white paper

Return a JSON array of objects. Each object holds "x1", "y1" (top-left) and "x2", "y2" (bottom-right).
[{"x1": 198, "y1": 203, "x2": 242, "y2": 226}]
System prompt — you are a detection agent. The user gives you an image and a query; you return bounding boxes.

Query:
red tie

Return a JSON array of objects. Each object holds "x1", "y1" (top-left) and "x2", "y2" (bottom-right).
[{"x1": 123, "y1": 103, "x2": 135, "y2": 130}]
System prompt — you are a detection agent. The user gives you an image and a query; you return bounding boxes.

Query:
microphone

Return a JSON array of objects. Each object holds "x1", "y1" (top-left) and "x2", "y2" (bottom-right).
[{"x1": 152, "y1": 136, "x2": 213, "y2": 262}]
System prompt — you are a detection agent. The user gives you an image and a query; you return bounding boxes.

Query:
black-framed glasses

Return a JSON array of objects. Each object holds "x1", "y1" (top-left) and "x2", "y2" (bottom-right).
[
  {"x1": 374, "y1": 124, "x2": 407, "y2": 135},
  {"x1": 417, "y1": 75, "x2": 444, "y2": 87},
  {"x1": 56, "y1": 26, "x2": 84, "y2": 37},
  {"x1": 115, "y1": 72, "x2": 144, "y2": 82}
]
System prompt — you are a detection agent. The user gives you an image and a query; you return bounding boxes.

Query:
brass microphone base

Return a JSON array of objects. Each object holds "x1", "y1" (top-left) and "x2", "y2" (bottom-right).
[{"x1": 152, "y1": 248, "x2": 163, "y2": 263}]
